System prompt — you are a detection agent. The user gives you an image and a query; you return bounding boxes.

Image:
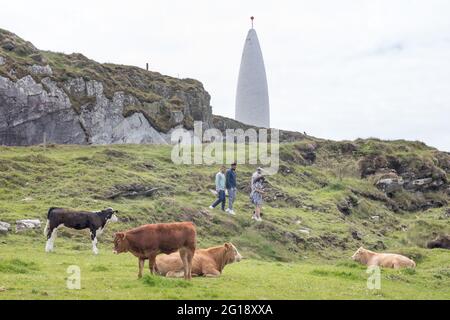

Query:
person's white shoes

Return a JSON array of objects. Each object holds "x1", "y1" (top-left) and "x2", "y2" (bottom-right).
[
  {"x1": 209, "y1": 206, "x2": 214, "y2": 209},
  {"x1": 252, "y1": 215, "x2": 262, "y2": 222},
  {"x1": 227, "y1": 210, "x2": 236, "y2": 215},
  {"x1": 226, "y1": 208, "x2": 231, "y2": 213}
]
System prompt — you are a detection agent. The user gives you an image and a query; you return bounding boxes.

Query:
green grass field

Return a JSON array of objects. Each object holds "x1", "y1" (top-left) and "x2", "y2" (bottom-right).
[
  {"x1": 1, "y1": 235, "x2": 449, "y2": 300},
  {"x1": 0, "y1": 143, "x2": 449, "y2": 299}
]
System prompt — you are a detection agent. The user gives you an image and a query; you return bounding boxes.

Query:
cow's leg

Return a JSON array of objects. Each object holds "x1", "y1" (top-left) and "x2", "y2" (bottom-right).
[
  {"x1": 148, "y1": 253, "x2": 158, "y2": 275},
  {"x1": 166, "y1": 270, "x2": 186, "y2": 278},
  {"x1": 138, "y1": 258, "x2": 145, "y2": 278},
  {"x1": 45, "y1": 225, "x2": 58, "y2": 252},
  {"x1": 204, "y1": 270, "x2": 221, "y2": 277},
  {"x1": 167, "y1": 270, "x2": 199, "y2": 278},
  {"x1": 45, "y1": 227, "x2": 53, "y2": 252},
  {"x1": 90, "y1": 230, "x2": 99, "y2": 255},
  {"x1": 179, "y1": 248, "x2": 190, "y2": 280},
  {"x1": 186, "y1": 248, "x2": 194, "y2": 280},
  {"x1": 202, "y1": 264, "x2": 220, "y2": 277}
]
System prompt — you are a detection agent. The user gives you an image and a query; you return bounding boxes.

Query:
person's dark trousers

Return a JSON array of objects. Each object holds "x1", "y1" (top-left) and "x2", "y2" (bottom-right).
[{"x1": 211, "y1": 190, "x2": 226, "y2": 211}]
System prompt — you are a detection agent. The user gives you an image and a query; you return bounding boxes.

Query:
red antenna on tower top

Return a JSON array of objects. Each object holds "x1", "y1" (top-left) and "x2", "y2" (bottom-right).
[{"x1": 250, "y1": 16, "x2": 254, "y2": 29}]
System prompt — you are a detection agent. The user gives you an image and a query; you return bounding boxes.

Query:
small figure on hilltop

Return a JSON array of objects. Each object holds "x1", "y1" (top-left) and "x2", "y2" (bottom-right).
[
  {"x1": 250, "y1": 167, "x2": 265, "y2": 222},
  {"x1": 209, "y1": 165, "x2": 226, "y2": 211},
  {"x1": 225, "y1": 162, "x2": 237, "y2": 215}
]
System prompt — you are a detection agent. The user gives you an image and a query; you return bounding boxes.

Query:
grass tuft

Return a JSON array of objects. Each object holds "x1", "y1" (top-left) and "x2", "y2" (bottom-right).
[
  {"x1": 310, "y1": 269, "x2": 360, "y2": 281},
  {"x1": 90, "y1": 265, "x2": 109, "y2": 272},
  {"x1": 0, "y1": 258, "x2": 39, "y2": 274},
  {"x1": 141, "y1": 275, "x2": 193, "y2": 288}
]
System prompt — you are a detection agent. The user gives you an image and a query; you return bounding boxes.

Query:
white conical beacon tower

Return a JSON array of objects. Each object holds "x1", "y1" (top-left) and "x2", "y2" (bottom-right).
[{"x1": 235, "y1": 16, "x2": 270, "y2": 128}]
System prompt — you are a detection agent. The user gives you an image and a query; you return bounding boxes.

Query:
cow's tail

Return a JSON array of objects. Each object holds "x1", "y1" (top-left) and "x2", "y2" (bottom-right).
[{"x1": 44, "y1": 207, "x2": 56, "y2": 236}]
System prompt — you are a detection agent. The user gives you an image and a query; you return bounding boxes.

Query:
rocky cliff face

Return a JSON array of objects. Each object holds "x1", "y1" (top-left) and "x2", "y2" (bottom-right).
[
  {"x1": 0, "y1": 75, "x2": 85, "y2": 145},
  {"x1": 0, "y1": 28, "x2": 212, "y2": 145}
]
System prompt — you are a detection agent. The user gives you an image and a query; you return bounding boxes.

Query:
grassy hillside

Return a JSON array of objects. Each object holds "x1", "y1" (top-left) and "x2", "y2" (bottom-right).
[{"x1": 0, "y1": 141, "x2": 449, "y2": 299}]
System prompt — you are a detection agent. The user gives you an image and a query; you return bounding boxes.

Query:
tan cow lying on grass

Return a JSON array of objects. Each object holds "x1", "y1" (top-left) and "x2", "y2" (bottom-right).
[
  {"x1": 156, "y1": 243, "x2": 242, "y2": 278},
  {"x1": 351, "y1": 247, "x2": 416, "y2": 269}
]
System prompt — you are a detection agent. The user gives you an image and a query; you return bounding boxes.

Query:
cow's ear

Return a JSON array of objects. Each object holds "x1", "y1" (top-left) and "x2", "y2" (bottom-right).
[
  {"x1": 115, "y1": 232, "x2": 126, "y2": 240},
  {"x1": 224, "y1": 243, "x2": 231, "y2": 249}
]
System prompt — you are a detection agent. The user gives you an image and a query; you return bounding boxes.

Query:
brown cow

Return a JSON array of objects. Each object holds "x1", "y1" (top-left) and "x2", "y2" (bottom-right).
[
  {"x1": 156, "y1": 243, "x2": 242, "y2": 278},
  {"x1": 351, "y1": 247, "x2": 416, "y2": 269},
  {"x1": 113, "y1": 222, "x2": 196, "y2": 280}
]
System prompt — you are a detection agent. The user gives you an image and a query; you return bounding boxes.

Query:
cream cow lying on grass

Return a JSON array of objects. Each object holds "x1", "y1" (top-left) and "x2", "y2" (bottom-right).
[
  {"x1": 351, "y1": 247, "x2": 416, "y2": 269},
  {"x1": 156, "y1": 243, "x2": 242, "y2": 277}
]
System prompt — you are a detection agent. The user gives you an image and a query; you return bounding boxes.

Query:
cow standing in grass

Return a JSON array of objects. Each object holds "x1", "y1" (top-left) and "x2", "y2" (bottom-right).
[
  {"x1": 44, "y1": 207, "x2": 118, "y2": 254},
  {"x1": 113, "y1": 222, "x2": 196, "y2": 280}
]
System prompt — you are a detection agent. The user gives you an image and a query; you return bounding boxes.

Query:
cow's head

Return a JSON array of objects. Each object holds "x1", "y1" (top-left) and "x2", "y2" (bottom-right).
[
  {"x1": 101, "y1": 207, "x2": 119, "y2": 223},
  {"x1": 224, "y1": 242, "x2": 242, "y2": 265},
  {"x1": 351, "y1": 246, "x2": 367, "y2": 262},
  {"x1": 113, "y1": 232, "x2": 128, "y2": 254}
]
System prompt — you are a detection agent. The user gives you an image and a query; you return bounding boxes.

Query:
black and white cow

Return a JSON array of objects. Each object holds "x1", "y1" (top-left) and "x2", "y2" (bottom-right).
[{"x1": 44, "y1": 207, "x2": 118, "y2": 254}]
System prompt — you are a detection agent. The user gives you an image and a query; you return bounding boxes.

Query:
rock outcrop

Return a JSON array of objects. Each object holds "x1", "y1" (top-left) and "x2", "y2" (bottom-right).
[
  {"x1": 0, "y1": 221, "x2": 11, "y2": 234},
  {"x1": 0, "y1": 72, "x2": 209, "y2": 145},
  {"x1": 0, "y1": 75, "x2": 86, "y2": 145},
  {"x1": 15, "y1": 219, "x2": 41, "y2": 232},
  {"x1": 374, "y1": 170, "x2": 404, "y2": 195},
  {"x1": 354, "y1": 140, "x2": 450, "y2": 211},
  {"x1": 360, "y1": 152, "x2": 449, "y2": 194},
  {"x1": 0, "y1": 28, "x2": 213, "y2": 146}
]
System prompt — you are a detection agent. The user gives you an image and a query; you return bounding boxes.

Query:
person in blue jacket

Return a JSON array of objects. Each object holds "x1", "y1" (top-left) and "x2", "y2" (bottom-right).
[{"x1": 225, "y1": 162, "x2": 237, "y2": 215}]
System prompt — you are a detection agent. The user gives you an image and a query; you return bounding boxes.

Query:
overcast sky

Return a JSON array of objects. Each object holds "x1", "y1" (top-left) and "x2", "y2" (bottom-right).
[{"x1": 2, "y1": 0, "x2": 450, "y2": 151}]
